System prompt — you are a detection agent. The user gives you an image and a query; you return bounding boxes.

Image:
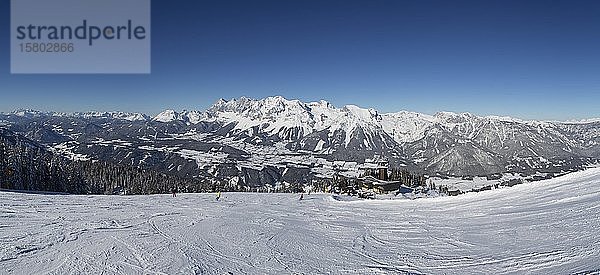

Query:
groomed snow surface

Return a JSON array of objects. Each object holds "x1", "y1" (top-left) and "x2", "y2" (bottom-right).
[{"x1": 2, "y1": 168, "x2": 600, "y2": 274}]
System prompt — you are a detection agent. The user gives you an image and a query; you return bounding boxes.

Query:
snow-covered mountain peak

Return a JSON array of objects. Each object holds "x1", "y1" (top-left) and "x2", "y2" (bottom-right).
[
  {"x1": 119, "y1": 113, "x2": 149, "y2": 121},
  {"x1": 380, "y1": 111, "x2": 436, "y2": 143},
  {"x1": 7, "y1": 110, "x2": 150, "y2": 122},
  {"x1": 75, "y1": 111, "x2": 149, "y2": 121},
  {"x1": 432, "y1": 111, "x2": 479, "y2": 122},
  {"x1": 153, "y1": 110, "x2": 178, "y2": 123},
  {"x1": 10, "y1": 109, "x2": 47, "y2": 118},
  {"x1": 308, "y1": 100, "x2": 333, "y2": 108},
  {"x1": 152, "y1": 109, "x2": 206, "y2": 124},
  {"x1": 182, "y1": 110, "x2": 205, "y2": 124},
  {"x1": 342, "y1": 105, "x2": 381, "y2": 122},
  {"x1": 484, "y1": 115, "x2": 525, "y2": 124},
  {"x1": 208, "y1": 96, "x2": 310, "y2": 119},
  {"x1": 559, "y1": 118, "x2": 600, "y2": 125}
]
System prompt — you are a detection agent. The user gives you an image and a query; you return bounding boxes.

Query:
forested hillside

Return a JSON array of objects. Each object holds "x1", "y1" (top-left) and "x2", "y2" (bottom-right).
[{"x1": 0, "y1": 128, "x2": 216, "y2": 194}]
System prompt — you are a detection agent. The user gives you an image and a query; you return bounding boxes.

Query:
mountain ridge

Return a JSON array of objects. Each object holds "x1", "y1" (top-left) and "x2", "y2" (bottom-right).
[
  {"x1": 4, "y1": 95, "x2": 599, "y2": 125},
  {"x1": 1, "y1": 96, "x2": 599, "y2": 185}
]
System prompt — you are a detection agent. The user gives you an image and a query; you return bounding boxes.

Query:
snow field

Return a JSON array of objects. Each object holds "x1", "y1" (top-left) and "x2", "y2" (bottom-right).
[{"x1": 1, "y1": 167, "x2": 600, "y2": 274}]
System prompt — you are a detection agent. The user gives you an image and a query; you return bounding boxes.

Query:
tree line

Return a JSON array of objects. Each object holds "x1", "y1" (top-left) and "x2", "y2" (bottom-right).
[{"x1": 0, "y1": 130, "x2": 224, "y2": 194}]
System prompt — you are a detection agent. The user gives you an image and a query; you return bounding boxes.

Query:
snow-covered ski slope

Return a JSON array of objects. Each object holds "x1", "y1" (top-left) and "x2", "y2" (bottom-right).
[{"x1": 2, "y1": 168, "x2": 600, "y2": 274}]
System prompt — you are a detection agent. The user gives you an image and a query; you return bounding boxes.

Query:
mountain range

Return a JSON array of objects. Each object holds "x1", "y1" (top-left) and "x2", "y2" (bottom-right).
[{"x1": 1, "y1": 96, "x2": 598, "y2": 187}]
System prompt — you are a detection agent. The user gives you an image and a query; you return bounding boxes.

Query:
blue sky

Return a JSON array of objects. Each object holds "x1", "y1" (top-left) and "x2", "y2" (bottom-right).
[{"x1": 1, "y1": 0, "x2": 599, "y2": 120}]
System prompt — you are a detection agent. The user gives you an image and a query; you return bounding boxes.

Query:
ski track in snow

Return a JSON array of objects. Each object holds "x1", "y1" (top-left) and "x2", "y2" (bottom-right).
[{"x1": 2, "y1": 168, "x2": 600, "y2": 274}]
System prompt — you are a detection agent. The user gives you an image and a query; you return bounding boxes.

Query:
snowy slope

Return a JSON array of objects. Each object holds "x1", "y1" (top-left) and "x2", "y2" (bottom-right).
[{"x1": 2, "y1": 167, "x2": 600, "y2": 274}]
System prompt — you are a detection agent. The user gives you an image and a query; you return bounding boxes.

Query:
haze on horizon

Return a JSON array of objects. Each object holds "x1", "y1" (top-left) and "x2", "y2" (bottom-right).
[{"x1": 1, "y1": 0, "x2": 599, "y2": 120}]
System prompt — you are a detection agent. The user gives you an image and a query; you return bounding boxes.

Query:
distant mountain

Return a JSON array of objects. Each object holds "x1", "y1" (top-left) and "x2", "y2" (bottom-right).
[
  {"x1": 1, "y1": 96, "x2": 598, "y2": 189},
  {"x1": 8, "y1": 109, "x2": 150, "y2": 121}
]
